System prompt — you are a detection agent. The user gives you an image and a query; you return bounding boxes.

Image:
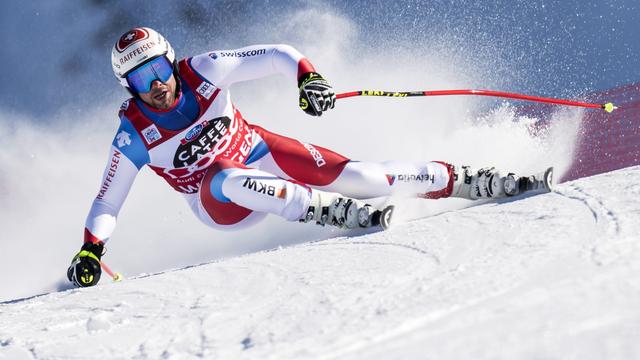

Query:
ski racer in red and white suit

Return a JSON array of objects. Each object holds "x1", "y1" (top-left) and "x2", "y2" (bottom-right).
[
  {"x1": 87, "y1": 46, "x2": 454, "y2": 238},
  {"x1": 68, "y1": 27, "x2": 537, "y2": 287}
]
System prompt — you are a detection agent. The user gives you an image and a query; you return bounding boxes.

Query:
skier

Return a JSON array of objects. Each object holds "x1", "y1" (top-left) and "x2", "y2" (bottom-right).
[{"x1": 67, "y1": 27, "x2": 551, "y2": 287}]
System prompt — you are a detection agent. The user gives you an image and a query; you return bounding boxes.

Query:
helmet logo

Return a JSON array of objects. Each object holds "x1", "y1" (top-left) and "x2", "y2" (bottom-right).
[{"x1": 116, "y1": 28, "x2": 149, "y2": 53}]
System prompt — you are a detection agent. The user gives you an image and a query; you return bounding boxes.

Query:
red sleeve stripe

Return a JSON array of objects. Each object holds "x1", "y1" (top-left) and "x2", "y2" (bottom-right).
[
  {"x1": 84, "y1": 228, "x2": 104, "y2": 244},
  {"x1": 297, "y1": 58, "x2": 316, "y2": 79}
]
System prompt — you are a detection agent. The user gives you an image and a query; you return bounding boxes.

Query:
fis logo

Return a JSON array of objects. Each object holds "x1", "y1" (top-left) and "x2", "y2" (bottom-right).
[
  {"x1": 141, "y1": 124, "x2": 162, "y2": 145},
  {"x1": 242, "y1": 177, "x2": 286, "y2": 199}
]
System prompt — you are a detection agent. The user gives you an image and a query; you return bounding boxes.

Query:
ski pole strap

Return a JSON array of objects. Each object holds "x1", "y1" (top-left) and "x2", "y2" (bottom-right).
[{"x1": 335, "y1": 89, "x2": 617, "y2": 113}]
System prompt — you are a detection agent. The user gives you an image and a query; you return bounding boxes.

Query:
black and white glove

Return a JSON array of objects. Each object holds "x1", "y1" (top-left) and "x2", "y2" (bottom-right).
[
  {"x1": 298, "y1": 72, "x2": 336, "y2": 116},
  {"x1": 67, "y1": 242, "x2": 104, "y2": 287}
]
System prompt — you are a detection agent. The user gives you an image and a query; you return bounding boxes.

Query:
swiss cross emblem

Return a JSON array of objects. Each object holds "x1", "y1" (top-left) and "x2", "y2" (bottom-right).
[{"x1": 116, "y1": 28, "x2": 149, "y2": 53}]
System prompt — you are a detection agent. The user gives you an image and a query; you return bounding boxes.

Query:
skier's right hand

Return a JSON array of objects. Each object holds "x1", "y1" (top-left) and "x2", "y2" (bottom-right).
[
  {"x1": 67, "y1": 242, "x2": 104, "y2": 287},
  {"x1": 298, "y1": 72, "x2": 336, "y2": 117}
]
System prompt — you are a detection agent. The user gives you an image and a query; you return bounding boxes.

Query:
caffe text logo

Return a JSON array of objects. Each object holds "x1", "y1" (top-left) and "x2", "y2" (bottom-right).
[{"x1": 173, "y1": 117, "x2": 230, "y2": 167}]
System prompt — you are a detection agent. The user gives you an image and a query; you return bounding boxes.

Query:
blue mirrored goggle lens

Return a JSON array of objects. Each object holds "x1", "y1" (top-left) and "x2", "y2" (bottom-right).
[{"x1": 126, "y1": 56, "x2": 174, "y2": 94}]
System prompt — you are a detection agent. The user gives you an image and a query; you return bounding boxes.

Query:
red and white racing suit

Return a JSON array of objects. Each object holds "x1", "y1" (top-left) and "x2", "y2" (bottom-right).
[{"x1": 85, "y1": 44, "x2": 454, "y2": 244}]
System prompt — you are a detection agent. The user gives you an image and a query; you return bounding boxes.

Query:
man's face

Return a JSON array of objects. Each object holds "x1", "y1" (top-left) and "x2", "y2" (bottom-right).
[{"x1": 138, "y1": 74, "x2": 177, "y2": 110}]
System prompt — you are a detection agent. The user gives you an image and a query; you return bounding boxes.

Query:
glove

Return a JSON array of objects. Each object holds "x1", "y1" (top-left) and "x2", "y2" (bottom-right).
[
  {"x1": 67, "y1": 242, "x2": 104, "y2": 287},
  {"x1": 298, "y1": 72, "x2": 336, "y2": 116}
]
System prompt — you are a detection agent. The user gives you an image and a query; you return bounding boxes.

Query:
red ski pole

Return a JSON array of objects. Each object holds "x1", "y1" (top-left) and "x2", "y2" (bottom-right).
[
  {"x1": 100, "y1": 260, "x2": 123, "y2": 282},
  {"x1": 336, "y1": 89, "x2": 617, "y2": 113}
]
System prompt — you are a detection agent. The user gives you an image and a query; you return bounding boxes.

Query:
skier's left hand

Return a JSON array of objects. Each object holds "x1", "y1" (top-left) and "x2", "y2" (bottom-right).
[
  {"x1": 67, "y1": 241, "x2": 104, "y2": 287},
  {"x1": 298, "y1": 72, "x2": 336, "y2": 116}
]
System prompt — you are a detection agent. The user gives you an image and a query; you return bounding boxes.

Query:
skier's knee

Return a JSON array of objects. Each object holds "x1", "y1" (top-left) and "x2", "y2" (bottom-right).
[
  {"x1": 202, "y1": 160, "x2": 248, "y2": 203},
  {"x1": 207, "y1": 159, "x2": 247, "y2": 176}
]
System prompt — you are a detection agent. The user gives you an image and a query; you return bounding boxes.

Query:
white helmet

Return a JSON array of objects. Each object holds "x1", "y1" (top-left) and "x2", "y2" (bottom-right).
[{"x1": 111, "y1": 27, "x2": 176, "y2": 89}]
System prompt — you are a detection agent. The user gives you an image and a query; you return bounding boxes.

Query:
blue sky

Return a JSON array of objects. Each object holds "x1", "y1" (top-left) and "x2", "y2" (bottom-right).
[{"x1": 1, "y1": 0, "x2": 637, "y2": 117}]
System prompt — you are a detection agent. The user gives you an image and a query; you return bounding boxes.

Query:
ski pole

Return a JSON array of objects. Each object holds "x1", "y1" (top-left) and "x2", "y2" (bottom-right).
[
  {"x1": 336, "y1": 89, "x2": 617, "y2": 113},
  {"x1": 100, "y1": 260, "x2": 123, "y2": 282}
]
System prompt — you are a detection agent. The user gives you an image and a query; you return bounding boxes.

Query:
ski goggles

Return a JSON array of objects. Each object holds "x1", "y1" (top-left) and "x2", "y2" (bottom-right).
[{"x1": 125, "y1": 56, "x2": 174, "y2": 94}]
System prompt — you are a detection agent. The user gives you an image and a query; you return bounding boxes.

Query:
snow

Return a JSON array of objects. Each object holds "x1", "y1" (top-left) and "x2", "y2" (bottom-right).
[{"x1": 2, "y1": 166, "x2": 639, "y2": 359}]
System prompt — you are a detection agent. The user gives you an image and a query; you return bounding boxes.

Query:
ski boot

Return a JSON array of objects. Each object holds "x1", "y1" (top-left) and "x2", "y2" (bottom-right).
[
  {"x1": 452, "y1": 166, "x2": 553, "y2": 200},
  {"x1": 300, "y1": 190, "x2": 394, "y2": 230},
  {"x1": 513, "y1": 167, "x2": 554, "y2": 195}
]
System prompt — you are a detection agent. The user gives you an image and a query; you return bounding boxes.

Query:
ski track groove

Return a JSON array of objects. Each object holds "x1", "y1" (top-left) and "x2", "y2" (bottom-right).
[
  {"x1": 236, "y1": 259, "x2": 308, "y2": 356},
  {"x1": 247, "y1": 241, "x2": 441, "y2": 360},
  {"x1": 310, "y1": 239, "x2": 441, "y2": 264},
  {"x1": 557, "y1": 184, "x2": 621, "y2": 236},
  {"x1": 555, "y1": 184, "x2": 621, "y2": 266},
  {"x1": 134, "y1": 343, "x2": 147, "y2": 360},
  {"x1": 186, "y1": 294, "x2": 209, "y2": 358},
  {"x1": 28, "y1": 347, "x2": 38, "y2": 360},
  {"x1": 322, "y1": 285, "x2": 516, "y2": 360}
]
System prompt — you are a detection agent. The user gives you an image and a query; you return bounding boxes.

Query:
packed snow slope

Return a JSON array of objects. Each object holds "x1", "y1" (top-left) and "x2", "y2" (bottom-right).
[{"x1": 2, "y1": 166, "x2": 639, "y2": 360}]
